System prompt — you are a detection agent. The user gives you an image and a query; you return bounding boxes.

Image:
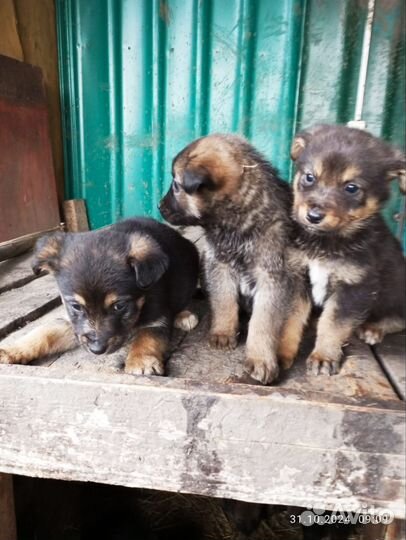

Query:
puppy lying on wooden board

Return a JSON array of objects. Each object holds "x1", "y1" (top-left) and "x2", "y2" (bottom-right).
[{"x1": 0, "y1": 218, "x2": 199, "y2": 375}]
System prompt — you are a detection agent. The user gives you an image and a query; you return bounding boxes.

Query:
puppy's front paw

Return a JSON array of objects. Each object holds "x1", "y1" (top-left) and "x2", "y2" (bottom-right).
[
  {"x1": 306, "y1": 352, "x2": 340, "y2": 376},
  {"x1": 125, "y1": 355, "x2": 165, "y2": 376},
  {"x1": 209, "y1": 333, "x2": 238, "y2": 350},
  {"x1": 174, "y1": 310, "x2": 199, "y2": 332},
  {"x1": 356, "y1": 324, "x2": 383, "y2": 345},
  {"x1": 244, "y1": 357, "x2": 279, "y2": 385},
  {"x1": 0, "y1": 347, "x2": 28, "y2": 365}
]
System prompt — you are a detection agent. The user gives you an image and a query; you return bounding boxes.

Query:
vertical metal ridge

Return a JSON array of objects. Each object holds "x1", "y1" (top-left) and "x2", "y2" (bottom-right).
[
  {"x1": 55, "y1": 0, "x2": 73, "y2": 198},
  {"x1": 233, "y1": 0, "x2": 257, "y2": 137},
  {"x1": 154, "y1": 0, "x2": 168, "y2": 210},
  {"x1": 56, "y1": 0, "x2": 85, "y2": 200},
  {"x1": 381, "y1": 16, "x2": 405, "y2": 141},
  {"x1": 289, "y1": 0, "x2": 308, "y2": 179},
  {"x1": 276, "y1": 0, "x2": 306, "y2": 179},
  {"x1": 72, "y1": 0, "x2": 86, "y2": 201},
  {"x1": 294, "y1": 0, "x2": 311, "y2": 132},
  {"x1": 338, "y1": 1, "x2": 368, "y2": 124},
  {"x1": 107, "y1": 0, "x2": 123, "y2": 222},
  {"x1": 197, "y1": 0, "x2": 212, "y2": 135},
  {"x1": 144, "y1": 0, "x2": 167, "y2": 218}
]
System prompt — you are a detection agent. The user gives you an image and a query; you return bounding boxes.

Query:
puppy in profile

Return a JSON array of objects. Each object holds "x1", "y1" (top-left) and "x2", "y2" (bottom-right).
[
  {"x1": 0, "y1": 218, "x2": 199, "y2": 375},
  {"x1": 290, "y1": 124, "x2": 405, "y2": 375},
  {"x1": 160, "y1": 134, "x2": 307, "y2": 384}
]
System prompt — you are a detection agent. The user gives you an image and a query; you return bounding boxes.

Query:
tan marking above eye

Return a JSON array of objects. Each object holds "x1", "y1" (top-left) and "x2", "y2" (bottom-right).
[
  {"x1": 104, "y1": 292, "x2": 118, "y2": 308},
  {"x1": 341, "y1": 165, "x2": 361, "y2": 183},
  {"x1": 312, "y1": 159, "x2": 323, "y2": 178},
  {"x1": 128, "y1": 234, "x2": 153, "y2": 260},
  {"x1": 73, "y1": 293, "x2": 87, "y2": 306}
]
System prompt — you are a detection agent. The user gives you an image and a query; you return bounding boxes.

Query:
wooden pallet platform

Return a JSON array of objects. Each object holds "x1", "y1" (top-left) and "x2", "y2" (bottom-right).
[{"x1": 0, "y1": 253, "x2": 405, "y2": 519}]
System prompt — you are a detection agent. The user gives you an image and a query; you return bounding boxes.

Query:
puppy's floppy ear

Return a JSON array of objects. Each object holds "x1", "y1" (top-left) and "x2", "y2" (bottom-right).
[
  {"x1": 291, "y1": 131, "x2": 312, "y2": 161},
  {"x1": 127, "y1": 233, "x2": 169, "y2": 289},
  {"x1": 183, "y1": 168, "x2": 213, "y2": 194},
  {"x1": 32, "y1": 232, "x2": 65, "y2": 275},
  {"x1": 385, "y1": 152, "x2": 406, "y2": 194}
]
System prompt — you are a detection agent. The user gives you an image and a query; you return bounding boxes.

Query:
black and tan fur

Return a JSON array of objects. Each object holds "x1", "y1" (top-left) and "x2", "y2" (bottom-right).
[
  {"x1": 160, "y1": 134, "x2": 306, "y2": 384},
  {"x1": 0, "y1": 218, "x2": 199, "y2": 375},
  {"x1": 289, "y1": 124, "x2": 405, "y2": 375}
]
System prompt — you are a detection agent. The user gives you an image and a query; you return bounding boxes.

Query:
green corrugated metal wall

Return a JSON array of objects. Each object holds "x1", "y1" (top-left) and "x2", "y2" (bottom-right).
[{"x1": 56, "y1": 0, "x2": 405, "y2": 245}]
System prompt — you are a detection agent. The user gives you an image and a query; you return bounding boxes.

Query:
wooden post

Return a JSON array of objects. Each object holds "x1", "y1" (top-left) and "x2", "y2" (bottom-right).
[
  {"x1": 0, "y1": 473, "x2": 17, "y2": 540},
  {"x1": 63, "y1": 199, "x2": 89, "y2": 232}
]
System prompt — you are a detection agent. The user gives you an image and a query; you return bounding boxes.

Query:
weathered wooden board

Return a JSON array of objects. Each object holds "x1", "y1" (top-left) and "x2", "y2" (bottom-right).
[
  {"x1": 0, "y1": 274, "x2": 60, "y2": 339},
  {"x1": 0, "y1": 299, "x2": 399, "y2": 406},
  {"x1": 0, "y1": 365, "x2": 404, "y2": 517},
  {"x1": 166, "y1": 300, "x2": 399, "y2": 403},
  {"x1": 0, "y1": 252, "x2": 37, "y2": 293},
  {"x1": 374, "y1": 333, "x2": 406, "y2": 400}
]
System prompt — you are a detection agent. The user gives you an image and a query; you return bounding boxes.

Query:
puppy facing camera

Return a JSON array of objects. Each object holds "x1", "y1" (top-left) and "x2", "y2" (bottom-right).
[
  {"x1": 0, "y1": 218, "x2": 199, "y2": 376},
  {"x1": 290, "y1": 124, "x2": 405, "y2": 375}
]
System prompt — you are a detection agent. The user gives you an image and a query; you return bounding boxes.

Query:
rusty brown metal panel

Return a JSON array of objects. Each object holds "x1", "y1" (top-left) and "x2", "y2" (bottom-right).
[{"x1": 0, "y1": 54, "x2": 60, "y2": 243}]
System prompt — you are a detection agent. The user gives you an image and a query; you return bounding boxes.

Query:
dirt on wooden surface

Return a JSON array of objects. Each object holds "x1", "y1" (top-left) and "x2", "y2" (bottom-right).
[{"x1": 13, "y1": 476, "x2": 372, "y2": 540}]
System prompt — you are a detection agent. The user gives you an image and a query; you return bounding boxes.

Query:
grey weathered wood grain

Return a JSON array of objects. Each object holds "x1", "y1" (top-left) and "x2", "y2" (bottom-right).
[
  {"x1": 374, "y1": 333, "x2": 406, "y2": 400},
  {"x1": 0, "y1": 274, "x2": 60, "y2": 338},
  {"x1": 0, "y1": 251, "x2": 39, "y2": 294},
  {"x1": 0, "y1": 300, "x2": 399, "y2": 406},
  {"x1": 0, "y1": 365, "x2": 404, "y2": 517},
  {"x1": 166, "y1": 300, "x2": 399, "y2": 403}
]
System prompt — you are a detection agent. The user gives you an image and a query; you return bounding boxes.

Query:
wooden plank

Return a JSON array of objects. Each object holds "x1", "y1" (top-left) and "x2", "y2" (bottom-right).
[
  {"x1": 0, "y1": 226, "x2": 60, "y2": 262},
  {"x1": 374, "y1": 333, "x2": 406, "y2": 400},
  {"x1": 63, "y1": 199, "x2": 89, "y2": 232},
  {"x1": 0, "y1": 274, "x2": 60, "y2": 339},
  {"x1": 167, "y1": 300, "x2": 399, "y2": 403},
  {"x1": 0, "y1": 54, "x2": 60, "y2": 243},
  {"x1": 0, "y1": 365, "x2": 404, "y2": 518},
  {"x1": 0, "y1": 299, "x2": 399, "y2": 406},
  {"x1": 0, "y1": 473, "x2": 17, "y2": 540},
  {"x1": 0, "y1": 251, "x2": 37, "y2": 293}
]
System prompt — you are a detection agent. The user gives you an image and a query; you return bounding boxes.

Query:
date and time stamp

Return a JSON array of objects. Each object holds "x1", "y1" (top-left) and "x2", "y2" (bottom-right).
[{"x1": 289, "y1": 506, "x2": 394, "y2": 527}]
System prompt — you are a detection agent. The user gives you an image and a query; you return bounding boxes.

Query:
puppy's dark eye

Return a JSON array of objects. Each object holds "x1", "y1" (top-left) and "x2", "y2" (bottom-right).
[
  {"x1": 172, "y1": 179, "x2": 181, "y2": 193},
  {"x1": 344, "y1": 183, "x2": 360, "y2": 194},
  {"x1": 304, "y1": 173, "x2": 316, "y2": 185},
  {"x1": 70, "y1": 302, "x2": 83, "y2": 313},
  {"x1": 112, "y1": 301, "x2": 127, "y2": 312}
]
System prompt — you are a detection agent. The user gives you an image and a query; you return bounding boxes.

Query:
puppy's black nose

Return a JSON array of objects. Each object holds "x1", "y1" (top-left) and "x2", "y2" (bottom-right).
[
  {"x1": 85, "y1": 335, "x2": 108, "y2": 355},
  {"x1": 306, "y1": 208, "x2": 325, "y2": 224}
]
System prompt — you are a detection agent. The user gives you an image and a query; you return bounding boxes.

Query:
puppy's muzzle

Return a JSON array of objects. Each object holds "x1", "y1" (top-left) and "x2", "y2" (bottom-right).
[
  {"x1": 84, "y1": 334, "x2": 109, "y2": 355},
  {"x1": 306, "y1": 207, "x2": 325, "y2": 225}
]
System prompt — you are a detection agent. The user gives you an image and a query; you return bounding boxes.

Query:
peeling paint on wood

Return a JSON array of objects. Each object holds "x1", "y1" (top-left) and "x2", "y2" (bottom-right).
[{"x1": 0, "y1": 366, "x2": 404, "y2": 517}]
